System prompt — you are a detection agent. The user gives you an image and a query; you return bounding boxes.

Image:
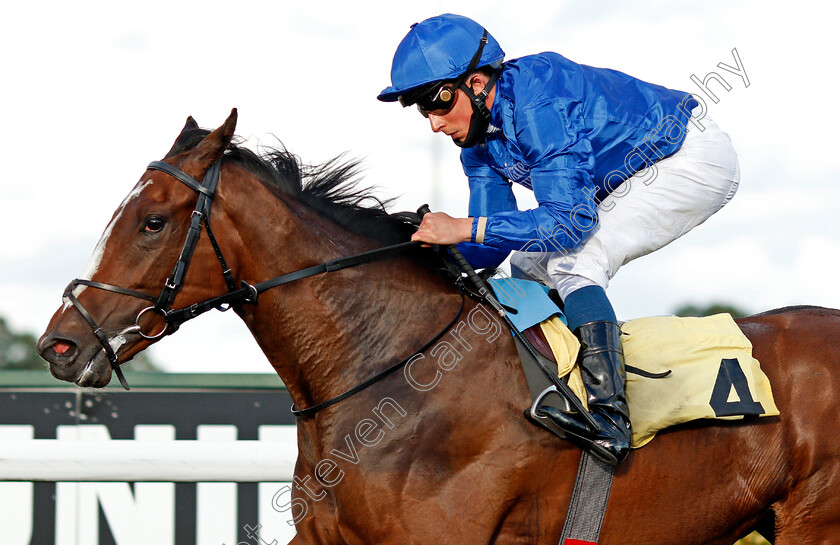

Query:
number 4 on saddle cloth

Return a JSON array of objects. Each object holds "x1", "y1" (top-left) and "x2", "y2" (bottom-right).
[{"x1": 486, "y1": 277, "x2": 779, "y2": 448}]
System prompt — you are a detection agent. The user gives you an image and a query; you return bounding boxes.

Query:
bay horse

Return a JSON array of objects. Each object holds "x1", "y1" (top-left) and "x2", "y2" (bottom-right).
[{"x1": 38, "y1": 110, "x2": 840, "y2": 545}]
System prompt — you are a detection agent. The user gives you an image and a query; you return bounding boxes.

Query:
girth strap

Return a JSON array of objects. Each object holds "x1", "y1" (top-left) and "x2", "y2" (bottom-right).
[{"x1": 558, "y1": 451, "x2": 616, "y2": 545}]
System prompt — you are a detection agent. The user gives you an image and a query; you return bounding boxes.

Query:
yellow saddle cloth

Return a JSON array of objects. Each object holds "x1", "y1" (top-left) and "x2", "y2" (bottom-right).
[{"x1": 540, "y1": 313, "x2": 779, "y2": 448}]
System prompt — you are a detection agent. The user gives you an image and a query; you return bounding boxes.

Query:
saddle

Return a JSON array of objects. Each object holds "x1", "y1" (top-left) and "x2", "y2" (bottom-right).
[{"x1": 489, "y1": 278, "x2": 779, "y2": 449}]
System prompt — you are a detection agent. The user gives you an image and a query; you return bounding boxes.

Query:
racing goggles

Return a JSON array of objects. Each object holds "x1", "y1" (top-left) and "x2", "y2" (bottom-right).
[{"x1": 413, "y1": 84, "x2": 457, "y2": 118}]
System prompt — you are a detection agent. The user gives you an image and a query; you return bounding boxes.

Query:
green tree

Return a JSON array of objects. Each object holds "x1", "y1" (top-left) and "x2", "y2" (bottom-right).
[
  {"x1": 0, "y1": 317, "x2": 44, "y2": 370},
  {"x1": 673, "y1": 302, "x2": 749, "y2": 318},
  {"x1": 0, "y1": 316, "x2": 161, "y2": 371}
]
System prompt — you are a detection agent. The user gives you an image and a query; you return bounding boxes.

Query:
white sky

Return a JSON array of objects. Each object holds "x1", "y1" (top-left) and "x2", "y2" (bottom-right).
[{"x1": 1, "y1": 0, "x2": 838, "y2": 373}]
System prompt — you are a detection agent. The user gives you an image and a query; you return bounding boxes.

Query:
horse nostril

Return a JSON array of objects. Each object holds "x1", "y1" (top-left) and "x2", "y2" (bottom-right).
[
  {"x1": 40, "y1": 337, "x2": 79, "y2": 361},
  {"x1": 53, "y1": 341, "x2": 73, "y2": 355}
]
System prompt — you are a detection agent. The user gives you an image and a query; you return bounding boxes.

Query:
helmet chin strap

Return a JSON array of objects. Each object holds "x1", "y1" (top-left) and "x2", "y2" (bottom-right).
[{"x1": 454, "y1": 68, "x2": 500, "y2": 148}]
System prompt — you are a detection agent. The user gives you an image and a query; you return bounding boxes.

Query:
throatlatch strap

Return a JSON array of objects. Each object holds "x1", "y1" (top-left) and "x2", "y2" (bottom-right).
[{"x1": 558, "y1": 450, "x2": 615, "y2": 545}]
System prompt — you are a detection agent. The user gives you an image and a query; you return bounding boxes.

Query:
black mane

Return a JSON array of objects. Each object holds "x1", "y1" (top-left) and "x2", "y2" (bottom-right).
[{"x1": 167, "y1": 128, "x2": 419, "y2": 246}]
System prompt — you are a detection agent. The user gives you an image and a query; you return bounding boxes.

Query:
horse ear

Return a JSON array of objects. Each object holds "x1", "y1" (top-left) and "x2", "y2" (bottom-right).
[
  {"x1": 181, "y1": 108, "x2": 238, "y2": 176},
  {"x1": 184, "y1": 116, "x2": 200, "y2": 131},
  {"x1": 164, "y1": 116, "x2": 203, "y2": 158}
]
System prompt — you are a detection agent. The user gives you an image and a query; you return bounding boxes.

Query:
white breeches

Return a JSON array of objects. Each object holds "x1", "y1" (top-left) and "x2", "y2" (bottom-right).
[{"x1": 512, "y1": 111, "x2": 740, "y2": 300}]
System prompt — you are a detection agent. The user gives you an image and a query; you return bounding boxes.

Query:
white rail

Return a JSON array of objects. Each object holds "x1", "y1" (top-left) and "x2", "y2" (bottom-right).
[{"x1": 0, "y1": 440, "x2": 297, "y2": 482}]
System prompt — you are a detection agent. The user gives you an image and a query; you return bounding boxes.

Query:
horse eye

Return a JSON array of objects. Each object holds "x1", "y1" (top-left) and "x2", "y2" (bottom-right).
[{"x1": 143, "y1": 216, "x2": 166, "y2": 233}]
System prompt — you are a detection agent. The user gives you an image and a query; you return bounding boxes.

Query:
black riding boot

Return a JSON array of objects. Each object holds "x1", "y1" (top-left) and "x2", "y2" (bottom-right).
[{"x1": 537, "y1": 321, "x2": 632, "y2": 465}]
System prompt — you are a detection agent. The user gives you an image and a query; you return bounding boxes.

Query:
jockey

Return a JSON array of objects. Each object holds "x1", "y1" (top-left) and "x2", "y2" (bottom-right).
[{"x1": 378, "y1": 13, "x2": 739, "y2": 464}]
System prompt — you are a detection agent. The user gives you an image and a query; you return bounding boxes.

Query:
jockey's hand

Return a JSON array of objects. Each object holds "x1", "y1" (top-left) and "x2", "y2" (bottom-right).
[{"x1": 411, "y1": 212, "x2": 474, "y2": 246}]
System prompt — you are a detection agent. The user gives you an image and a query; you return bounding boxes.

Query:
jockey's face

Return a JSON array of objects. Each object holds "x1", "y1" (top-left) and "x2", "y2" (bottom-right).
[{"x1": 427, "y1": 73, "x2": 494, "y2": 146}]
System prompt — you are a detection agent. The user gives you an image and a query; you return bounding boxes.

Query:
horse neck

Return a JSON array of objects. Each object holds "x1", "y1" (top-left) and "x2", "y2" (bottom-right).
[{"x1": 220, "y1": 169, "x2": 461, "y2": 411}]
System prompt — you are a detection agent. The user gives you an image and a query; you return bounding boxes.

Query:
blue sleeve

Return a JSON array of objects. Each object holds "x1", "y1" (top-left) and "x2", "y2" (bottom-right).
[
  {"x1": 456, "y1": 241, "x2": 510, "y2": 269},
  {"x1": 457, "y1": 147, "x2": 515, "y2": 269},
  {"x1": 481, "y1": 99, "x2": 599, "y2": 252}
]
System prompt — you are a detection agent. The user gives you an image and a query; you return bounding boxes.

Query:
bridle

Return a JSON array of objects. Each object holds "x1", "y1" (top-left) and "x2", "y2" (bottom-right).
[
  {"x1": 62, "y1": 158, "x2": 463, "y2": 415},
  {"x1": 63, "y1": 160, "x2": 232, "y2": 390}
]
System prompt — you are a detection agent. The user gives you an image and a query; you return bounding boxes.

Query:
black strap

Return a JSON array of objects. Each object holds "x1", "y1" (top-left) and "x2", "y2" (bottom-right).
[
  {"x1": 147, "y1": 161, "x2": 214, "y2": 197},
  {"x1": 255, "y1": 241, "x2": 422, "y2": 292},
  {"x1": 626, "y1": 365, "x2": 671, "y2": 379},
  {"x1": 164, "y1": 240, "x2": 425, "y2": 328},
  {"x1": 451, "y1": 30, "x2": 488, "y2": 92},
  {"x1": 71, "y1": 279, "x2": 157, "y2": 302},
  {"x1": 204, "y1": 214, "x2": 237, "y2": 293},
  {"x1": 290, "y1": 292, "x2": 466, "y2": 418},
  {"x1": 63, "y1": 283, "x2": 131, "y2": 390},
  {"x1": 165, "y1": 284, "x2": 254, "y2": 326},
  {"x1": 151, "y1": 161, "x2": 221, "y2": 310},
  {"x1": 461, "y1": 67, "x2": 498, "y2": 121},
  {"x1": 559, "y1": 450, "x2": 616, "y2": 544}
]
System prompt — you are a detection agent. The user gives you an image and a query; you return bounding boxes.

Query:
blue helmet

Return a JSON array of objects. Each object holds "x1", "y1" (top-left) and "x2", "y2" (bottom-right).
[{"x1": 377, "y1": 14, "x2": 505, "y2": 103}]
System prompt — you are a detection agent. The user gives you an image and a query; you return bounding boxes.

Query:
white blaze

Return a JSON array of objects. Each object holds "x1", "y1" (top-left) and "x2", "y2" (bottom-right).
[
  {"x1": 62, "y1": 181, "x2": 152, "y2": 312},
  {"x1": 81, "y1": 180, "x2": 153, "y2": 280}
]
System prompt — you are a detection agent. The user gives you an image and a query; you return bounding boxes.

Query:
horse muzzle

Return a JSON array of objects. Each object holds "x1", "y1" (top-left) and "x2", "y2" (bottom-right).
[
  {"x1": 38, "y1": 330, "x2": 103, "y2": 385},
  {"x1": 38, "y1": 318, "x2": 139, "y2": 388}
]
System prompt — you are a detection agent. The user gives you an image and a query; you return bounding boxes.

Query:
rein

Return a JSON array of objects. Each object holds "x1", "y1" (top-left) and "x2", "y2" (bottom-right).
[
  {"x1": 291, "y1": 293, "x2": 465, "y2": 418},
  {"x1": 62, "y1": 159, "x2": 456, "y2": 411}
]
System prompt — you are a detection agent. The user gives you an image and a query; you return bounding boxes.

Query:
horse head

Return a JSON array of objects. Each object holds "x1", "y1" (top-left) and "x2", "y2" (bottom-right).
[
  {"x1": 38, "y1": 108, "x2": 442, "y2": 397},
  {"x1": 38, "y1": 110, "x2": 242, "y2": 387}
]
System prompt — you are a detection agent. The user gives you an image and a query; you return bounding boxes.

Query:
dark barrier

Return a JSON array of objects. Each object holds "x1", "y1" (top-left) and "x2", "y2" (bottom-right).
[{"x1": 0, "y1": 371, "x2": 298, "y2": 545}]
